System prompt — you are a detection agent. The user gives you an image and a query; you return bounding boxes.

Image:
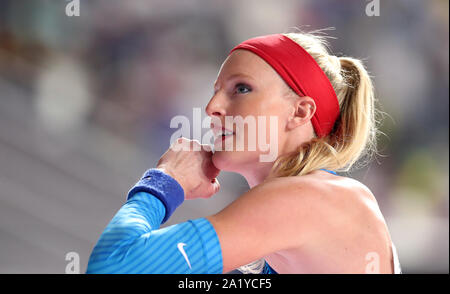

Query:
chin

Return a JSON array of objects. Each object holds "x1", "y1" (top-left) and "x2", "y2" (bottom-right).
[
  {"x1": 211, "y1": 150, "x2": 234, "y2": 171},
  {"x1": 212, "y1": 150, "x2": 257, "y2": 173}
]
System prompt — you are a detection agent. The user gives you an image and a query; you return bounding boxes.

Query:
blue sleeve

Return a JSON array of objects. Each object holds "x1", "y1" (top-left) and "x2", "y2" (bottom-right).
[{"x1": 86, "y1": 191, "x2": 223, "y2": 274}]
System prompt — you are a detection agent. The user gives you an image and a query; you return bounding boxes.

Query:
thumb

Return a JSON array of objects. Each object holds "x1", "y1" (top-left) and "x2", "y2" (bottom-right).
[
  {"x1": 205, "y1": 178, "x2": 220, "y2": 198},
  {"x1": 212, "y1": 178, "x2": 220, "y2": 192}
]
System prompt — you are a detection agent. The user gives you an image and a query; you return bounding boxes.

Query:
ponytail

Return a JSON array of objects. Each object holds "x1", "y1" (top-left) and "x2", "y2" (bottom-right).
[{"x1": 269, "y1": 32, "x2": 381, "y2": 177}]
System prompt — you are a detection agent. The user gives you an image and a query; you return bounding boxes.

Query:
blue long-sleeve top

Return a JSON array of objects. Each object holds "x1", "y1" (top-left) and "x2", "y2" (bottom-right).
[{"x1": 86, "y1": 168, "x2": 223, "y2": 274}]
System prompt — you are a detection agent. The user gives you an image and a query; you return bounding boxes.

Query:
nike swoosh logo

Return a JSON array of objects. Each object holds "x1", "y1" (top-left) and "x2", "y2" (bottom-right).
[{"x1": 177, "y1": 242, "x2": 192, "y2": 269}]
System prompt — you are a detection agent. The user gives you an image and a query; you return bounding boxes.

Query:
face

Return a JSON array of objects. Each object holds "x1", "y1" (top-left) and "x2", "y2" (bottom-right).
[{"x1": 205, "y1": 49, "x2": 298, "y2": 176}]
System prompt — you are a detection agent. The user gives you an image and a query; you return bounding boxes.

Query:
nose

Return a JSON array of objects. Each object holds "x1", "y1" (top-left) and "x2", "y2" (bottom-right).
[{"x1": 205, "y1": 93, "x2": 226, "y2": 118}]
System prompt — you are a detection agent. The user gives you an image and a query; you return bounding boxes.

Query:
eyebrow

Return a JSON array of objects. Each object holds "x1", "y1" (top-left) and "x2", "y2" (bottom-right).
[
  {"x1": 214, "y1": 73, "x2": 255, "y2": 89},
  {"x1": 226, "y1": 73, "x2": 254, "y2": 81}
]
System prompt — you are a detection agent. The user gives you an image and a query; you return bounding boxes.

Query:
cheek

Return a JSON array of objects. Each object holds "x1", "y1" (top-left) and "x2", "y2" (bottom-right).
[
  {"x1": 251, "y1": 90, "x2": 289, "y2": 119},
  {"x1": 253, "y1": 100, "x2": 287, "y2": 142},
  {"x1": 231, "y1": 99, "x2": 286, "y2": 150}
]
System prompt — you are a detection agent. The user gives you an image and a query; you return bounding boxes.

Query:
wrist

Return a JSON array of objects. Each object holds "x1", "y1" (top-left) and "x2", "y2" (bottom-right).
[
  {"x1": 127, "y1": 168, "x2": 185, "y2": 224},
  {"x1": 156, "y1": 165, "x2": 188, "y2": 193}
]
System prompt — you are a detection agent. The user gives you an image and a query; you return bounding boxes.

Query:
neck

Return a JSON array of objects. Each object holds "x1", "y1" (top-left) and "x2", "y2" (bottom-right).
[
  {"x1": 239, "y1": 162, "x2": 276, "y2": 189},
  {"x1": 239, "y1": 127, "x2": 316, "y2": 188}
]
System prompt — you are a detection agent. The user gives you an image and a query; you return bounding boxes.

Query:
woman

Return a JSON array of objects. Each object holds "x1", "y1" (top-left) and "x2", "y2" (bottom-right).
[{"x1": 86, "y1": 31, "x2": 401, "y2": 274}]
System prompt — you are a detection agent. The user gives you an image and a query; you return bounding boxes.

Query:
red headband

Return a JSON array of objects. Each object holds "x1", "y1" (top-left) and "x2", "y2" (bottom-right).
[{"x1": 229, "y1": 34, "x2": 340, "y2": 138}]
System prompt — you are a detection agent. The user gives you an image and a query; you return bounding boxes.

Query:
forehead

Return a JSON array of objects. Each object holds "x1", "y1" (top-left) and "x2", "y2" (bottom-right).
[{"x1": 216, "y1": 49, "x2": 280, "y2": 82}]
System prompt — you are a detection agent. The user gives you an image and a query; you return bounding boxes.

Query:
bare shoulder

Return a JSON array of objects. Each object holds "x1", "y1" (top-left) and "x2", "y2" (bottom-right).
[
  {"x1": 210, "y1": 171, "x2": 378, "y2": 244},
  {"x1": 296, "y1": 171, "x2": 378, "y2": 204},
  {"x1": 230, "y1": 170, "x2": 380, "y2": 221},
  {"x1": 259, "y1": 170, "x2": 377, "y2": 208},
  {"x1": 260, "y1": 171, "x2": 386, "y2": 234}
]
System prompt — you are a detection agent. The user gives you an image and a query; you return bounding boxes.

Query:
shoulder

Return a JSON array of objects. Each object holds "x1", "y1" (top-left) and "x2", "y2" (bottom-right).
[
  {"x1": 226, "y1": 175, "x2": 329, "y2": 221},
  {"x1": 210, "y1": 173, "x2": 363, "y2": 243},
  {"x1": 254, "y1": 171, "x2": 374, "y2": 207},
  {"x1": 280, "y1": 172, "x2": 387, "y2": 241},
  {"x1": 253, "y1": 172, "x2": 382, "y2": 231}
]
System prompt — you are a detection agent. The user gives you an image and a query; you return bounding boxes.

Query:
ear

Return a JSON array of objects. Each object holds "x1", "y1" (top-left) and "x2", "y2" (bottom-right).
[{"x1": 286, "y1": 96, "x2": 316, "y2": 130}]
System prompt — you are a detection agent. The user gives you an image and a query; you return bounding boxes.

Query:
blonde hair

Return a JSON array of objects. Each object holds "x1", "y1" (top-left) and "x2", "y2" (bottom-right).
[{"x1": 269, "y1": 30, "x2": 381, "y2": 177}]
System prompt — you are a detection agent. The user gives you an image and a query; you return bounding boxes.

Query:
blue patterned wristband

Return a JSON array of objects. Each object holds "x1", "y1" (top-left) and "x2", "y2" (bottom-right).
[{"x1": 127, "y1": 168, "x2": 185, "y2": 224}]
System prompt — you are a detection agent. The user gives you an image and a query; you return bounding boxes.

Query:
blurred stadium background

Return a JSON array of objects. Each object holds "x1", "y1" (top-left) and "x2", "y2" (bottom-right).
[{"x1": 0, "y1": 0, "x2": 448, "y2": 273}]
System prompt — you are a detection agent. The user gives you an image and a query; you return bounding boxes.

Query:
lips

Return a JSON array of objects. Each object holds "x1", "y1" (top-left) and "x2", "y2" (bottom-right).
[
  {"x1": 215, "y1": 129, "x2": 234, "y2": 137},
  {"x1": 211, "y1": 126, "x2": 235, "y2": 146},
  {"x1": 211, "y1": 125, "x2": 235, "y2": 137}
]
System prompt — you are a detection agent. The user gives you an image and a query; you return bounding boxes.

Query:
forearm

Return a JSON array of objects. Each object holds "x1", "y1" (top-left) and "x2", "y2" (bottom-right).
[{"x1": 86, "y1": 169, "x2": 223, "y2": 274}]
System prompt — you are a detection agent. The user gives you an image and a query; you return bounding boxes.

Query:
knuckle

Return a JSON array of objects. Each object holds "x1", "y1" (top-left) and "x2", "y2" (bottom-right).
[{"x1": 201, "y1": 144, "x2": 212, "y2": 152}]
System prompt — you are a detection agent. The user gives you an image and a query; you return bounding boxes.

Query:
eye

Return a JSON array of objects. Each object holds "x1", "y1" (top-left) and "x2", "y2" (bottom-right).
[{"x1": 234, "y1": 83, "x2": 252, "y2": 94}]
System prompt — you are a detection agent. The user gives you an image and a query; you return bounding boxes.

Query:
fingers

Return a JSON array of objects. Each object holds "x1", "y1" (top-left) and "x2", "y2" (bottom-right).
[
  {"x1": 211, "y1": 178, "x2": 220, "y2": 192},
  {"x1": 203, "y1": 178, "x2": 220, "y2": 198},
  {"x1": 212, "y1": 178, "x2": 220, "y2": 193},
  {"x1": 170, "y1": 137, "x2": 190, "y2": 151},
  {"x1": 202, "y1": 144, "x2": 213, "y2": 152},
  {"x1": 171, "y1": 137, "x2": 213, "y2": 153},
  {"x1": 167, "y1": 137, "x2": 220, "y2": 200}
]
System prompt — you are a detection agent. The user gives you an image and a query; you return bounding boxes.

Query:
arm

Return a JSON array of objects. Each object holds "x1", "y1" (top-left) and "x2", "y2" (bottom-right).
[
  {"x1": 86, "y1": 138, "x2": 316, "y2": 274},
  {"x1": 87, "y1": 138, "x2": 222, "y2": 274},
  {"x1": 86, "y1": 169, "x2": 222, "y2": 274}
]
